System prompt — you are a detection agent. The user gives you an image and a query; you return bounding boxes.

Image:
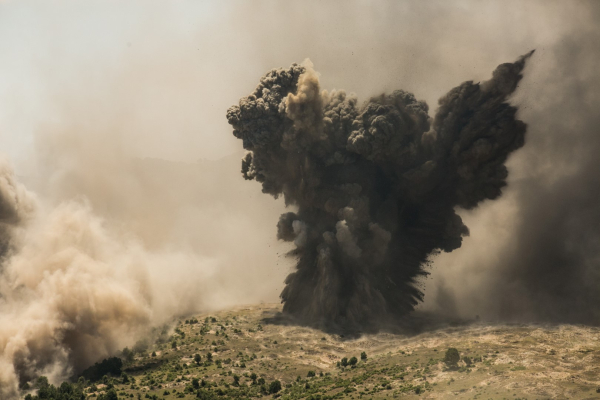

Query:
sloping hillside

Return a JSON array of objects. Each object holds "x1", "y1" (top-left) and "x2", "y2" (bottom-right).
[{"x1": 26, "y1": 304, "x2": 600, "y2": 400}]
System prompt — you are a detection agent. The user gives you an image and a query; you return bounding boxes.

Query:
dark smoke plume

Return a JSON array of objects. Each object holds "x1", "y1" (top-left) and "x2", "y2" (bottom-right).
[{"x1": 227, "y1": 53, "x2": 532, "y2": 328}]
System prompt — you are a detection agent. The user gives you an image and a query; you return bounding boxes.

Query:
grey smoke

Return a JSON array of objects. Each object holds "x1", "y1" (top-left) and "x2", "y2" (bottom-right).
[
  {"x1": 429, "y1": 6, "x2": 600, "y2": 324},
  {"x1": 227, "y1": 53, "x2": 532, "y2": 328}
]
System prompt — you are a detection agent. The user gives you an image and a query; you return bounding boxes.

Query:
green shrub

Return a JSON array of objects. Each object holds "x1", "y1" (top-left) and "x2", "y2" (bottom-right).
[
  {"x1": 444, "y1": 348, "x2": 460, "y2": 368},
  {"x1": 269, "y1": 380, "x2": 282, "y2": 394}
]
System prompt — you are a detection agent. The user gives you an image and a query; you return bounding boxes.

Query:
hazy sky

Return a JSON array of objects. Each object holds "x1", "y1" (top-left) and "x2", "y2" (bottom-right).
[
  {"x1": 0, "y1": 0, "x2": 581, "y2": 172},
  {"x1": 0, "y1": 0, "x2": 598, "y2": 319}
]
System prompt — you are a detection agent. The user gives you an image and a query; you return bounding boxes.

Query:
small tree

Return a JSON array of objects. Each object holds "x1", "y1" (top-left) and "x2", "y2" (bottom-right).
[
  {"x1": 269, "y1": 380, "x2": 282, "y2": 394},
  {"x1": 307, "y1": 370, "x2": 316, "y2": 377},
  {"x1": 194, "y1": 354, "x2": 201, "y2": 364},
  {"x1": 360, "y1": 352, "x2": 367, "y2": 361},
  {"x1": 171, "y1": 341, "x2": 177, "y2": 349},
  {"x1": 349, "y1": 357, "x2": 358, "y2": 366},
  {"x1": 233, "y1": 375, "x2": 240, "y2": 386},
  {"x1": 102, "y1": 388, "x2": 118, "y2": 400},
  {"x1": 192, "y1": 378, "x2": 199, "y2": 389},
  {"x1": 122, "y1": 347, "x2": 134, "y2": 363},
  {"x1": 340, "y1": 357, "x2": 348, "y2": 367},
  {"x1": 36, "y1": 376, "x2": 50, "y2": 389},
  {"x1": 250, "y1": 372, "x2": 257, "y2": 385},
  {"x1": 444, "y1": 348, "x2": 460, "y2": 369}
]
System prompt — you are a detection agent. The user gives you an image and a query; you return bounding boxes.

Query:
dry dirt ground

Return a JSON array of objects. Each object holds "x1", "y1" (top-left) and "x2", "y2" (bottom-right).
[{"x1": 101, "y1": 304, "x2": 600, "y2": 400}]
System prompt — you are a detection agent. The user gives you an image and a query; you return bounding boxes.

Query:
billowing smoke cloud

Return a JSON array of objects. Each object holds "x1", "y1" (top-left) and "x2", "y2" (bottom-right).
[
  {"x1": 0, "y1": 161, "x2": 36, "y2": 257},
  {"x1": 227, "y1": 53, "x2": 532, "y2": 328}
]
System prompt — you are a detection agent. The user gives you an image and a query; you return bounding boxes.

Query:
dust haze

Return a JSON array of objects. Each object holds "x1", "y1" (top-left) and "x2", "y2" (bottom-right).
[{"x1": 0, "y1": 1, "x2": 599, "y2": 398}]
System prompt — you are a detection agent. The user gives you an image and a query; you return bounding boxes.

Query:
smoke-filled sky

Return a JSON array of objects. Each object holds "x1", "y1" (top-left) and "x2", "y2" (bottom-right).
[
  {"x1": 0, "y1": 0, "x2": 599, "y2": 398},
  {"x1": 0, "y1": 1, "x2": 593, "y2": 170}
]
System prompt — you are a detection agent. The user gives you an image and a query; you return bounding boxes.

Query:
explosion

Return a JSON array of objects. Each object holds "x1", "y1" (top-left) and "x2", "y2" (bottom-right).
[{"x1": 227, "y1": 52, "x2": 533, "y2": 328}]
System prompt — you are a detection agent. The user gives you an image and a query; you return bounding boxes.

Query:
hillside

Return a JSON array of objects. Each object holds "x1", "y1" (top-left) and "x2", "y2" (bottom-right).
[{"x1": 28, "y1": 304, "x2": 600, "y2": 400}]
